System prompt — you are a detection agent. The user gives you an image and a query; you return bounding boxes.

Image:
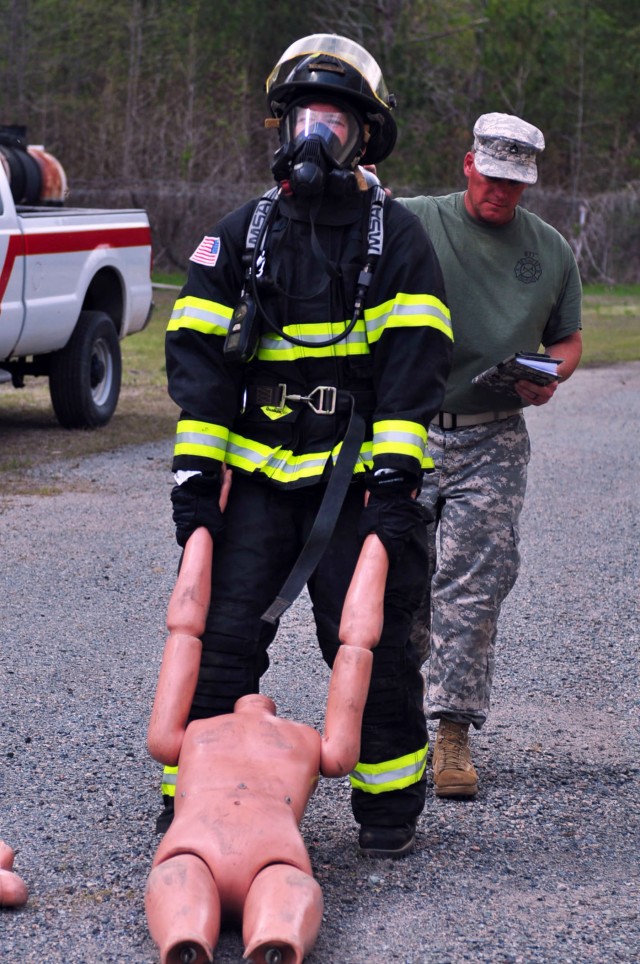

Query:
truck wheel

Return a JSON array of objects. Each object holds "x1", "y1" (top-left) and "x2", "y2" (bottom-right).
[{"x1": 49, "y1": 310, "x2": 122, "y2": 428}]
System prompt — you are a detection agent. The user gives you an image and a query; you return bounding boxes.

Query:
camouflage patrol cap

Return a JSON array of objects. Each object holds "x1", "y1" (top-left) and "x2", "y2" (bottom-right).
[{"x1": 473, "y1": 112, "x2": 545, "y2": 184}]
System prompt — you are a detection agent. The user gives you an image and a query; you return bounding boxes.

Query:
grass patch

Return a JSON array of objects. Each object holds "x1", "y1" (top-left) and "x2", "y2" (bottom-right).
[
  {"x1": 581, "y1": 284, "x2": 640, "y2": 365},
  {"x1": 151, "y1": 271, "x2": 185, "y2": 288},
  {"x1": 1, "y1": 282, "x2": 638, "y2": 493}
]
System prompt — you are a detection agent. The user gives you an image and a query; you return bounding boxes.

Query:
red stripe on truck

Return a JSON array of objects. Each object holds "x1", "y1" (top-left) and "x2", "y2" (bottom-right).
[
  {"x1": 0, "y1": 225, "x2": 152, "y2": 310},
  {"x1": 23, "y1": 225, "x2": 152, "y2": 255},
  {"x1": 0, "y1": 234, "x2": 25, "y2": 306}
]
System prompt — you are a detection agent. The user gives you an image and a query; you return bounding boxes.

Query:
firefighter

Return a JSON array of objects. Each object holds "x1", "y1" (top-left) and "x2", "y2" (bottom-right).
[{"x1": 161, "y1": 33, "x2": 453, "y2": 859}]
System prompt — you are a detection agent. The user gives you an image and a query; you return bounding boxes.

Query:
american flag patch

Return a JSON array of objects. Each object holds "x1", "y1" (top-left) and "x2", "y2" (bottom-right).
[{"x1": 190, "y1": 236, "x2": 221, "y2": 266}]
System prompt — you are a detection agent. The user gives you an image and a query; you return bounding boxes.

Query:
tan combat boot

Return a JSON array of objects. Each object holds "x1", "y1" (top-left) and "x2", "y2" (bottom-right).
[{"x1": 432, "y1": 719, "x2": 478, "y2": 798}]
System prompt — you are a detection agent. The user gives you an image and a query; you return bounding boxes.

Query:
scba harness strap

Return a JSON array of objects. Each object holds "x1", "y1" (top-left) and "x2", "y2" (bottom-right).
[
  {"x1": 247, "y1": 182, "x2": 386, "y2": 267},
  {"x1": 245, "y1": 185, "x2": 281, "y2": 253},
  {"x1": 244, "y1": 181, "x2": 386, "y2": 345}
]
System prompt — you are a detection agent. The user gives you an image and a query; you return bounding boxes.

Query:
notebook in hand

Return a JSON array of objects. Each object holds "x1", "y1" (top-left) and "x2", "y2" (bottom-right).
[{"x1": 472, "y1": 352, "x2": 563, "y2": 396}]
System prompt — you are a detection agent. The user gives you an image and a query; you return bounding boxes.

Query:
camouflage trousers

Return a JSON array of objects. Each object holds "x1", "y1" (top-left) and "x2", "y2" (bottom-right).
[{"x1": 412, "y1": 414, "x2": 531, "y2": 729}]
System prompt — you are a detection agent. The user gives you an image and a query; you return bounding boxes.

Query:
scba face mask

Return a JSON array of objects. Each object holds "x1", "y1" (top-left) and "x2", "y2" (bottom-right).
[{"x1": 272, "y1": 103, "x2": 364, "y2": 197}]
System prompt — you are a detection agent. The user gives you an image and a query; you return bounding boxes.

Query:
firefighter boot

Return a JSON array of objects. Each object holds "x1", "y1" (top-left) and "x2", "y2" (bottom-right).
[
  {"x1": 432, "y1": 719, "x2": 478, "y2": 799},
  {"x1": 358, "y1": 820, "x2": 417, "y2": 859}
]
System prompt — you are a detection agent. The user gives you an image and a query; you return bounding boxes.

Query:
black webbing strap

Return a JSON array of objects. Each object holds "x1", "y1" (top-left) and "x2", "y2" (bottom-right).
[
  {"x1": 261, "y1": 394, "x2": 365, "y2": 625},
  {"x1": 244, "y1": 384, "x2": 375, "y2": 415}
]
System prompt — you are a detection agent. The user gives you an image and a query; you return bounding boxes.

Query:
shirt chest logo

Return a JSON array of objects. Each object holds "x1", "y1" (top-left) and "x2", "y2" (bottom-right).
[{"x1": 514, "y1": 252, "x2": 542, "y2": 284}]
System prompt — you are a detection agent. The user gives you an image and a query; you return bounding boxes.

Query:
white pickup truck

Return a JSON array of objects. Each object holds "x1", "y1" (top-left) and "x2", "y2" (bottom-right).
[{"x1": 0, "y1": 133, "x2": 153, "y2": 428}]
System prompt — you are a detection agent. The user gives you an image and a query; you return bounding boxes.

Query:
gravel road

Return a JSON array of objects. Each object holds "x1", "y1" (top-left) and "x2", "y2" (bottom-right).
[{"x1": 1, "y1": 362, "x2": 638, "y2": 963}]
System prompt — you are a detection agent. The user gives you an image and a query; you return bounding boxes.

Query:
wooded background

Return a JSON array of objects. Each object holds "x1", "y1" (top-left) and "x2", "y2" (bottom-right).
[{"x1": 1, "y1": 0, "x2": 638, "y2": 281}]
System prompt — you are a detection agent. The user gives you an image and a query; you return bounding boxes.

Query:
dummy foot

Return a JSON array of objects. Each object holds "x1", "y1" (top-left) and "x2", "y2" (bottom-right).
[
  {"x1": 243, "y1": 864, "x2": 323, "y2": 964},
  {"x1": 171, "y1": 944, "x2": 204, "y2": 964},
  {"x1": 145, "y1": 854, "x2": 220, "y2": 964}
]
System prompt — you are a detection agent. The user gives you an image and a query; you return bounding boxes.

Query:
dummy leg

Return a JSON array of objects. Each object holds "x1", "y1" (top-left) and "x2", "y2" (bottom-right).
[
  {"x1": 145, "y1": 854, "x2": 221, "y2": 964},
  {"x1": 242, "y1": 864, "x2": 323, "y2": 964}
]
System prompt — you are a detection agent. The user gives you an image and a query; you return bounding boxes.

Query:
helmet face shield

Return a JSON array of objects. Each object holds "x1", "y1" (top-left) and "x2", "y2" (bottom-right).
[{"x1": 283, "y1": 103, "x2": 363, "y2": 168}]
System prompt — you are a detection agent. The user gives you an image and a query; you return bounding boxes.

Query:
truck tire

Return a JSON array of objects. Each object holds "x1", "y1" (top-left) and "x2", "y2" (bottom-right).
[{"x1": 49, "y1": 310, "x2": 122, "y2": 428}]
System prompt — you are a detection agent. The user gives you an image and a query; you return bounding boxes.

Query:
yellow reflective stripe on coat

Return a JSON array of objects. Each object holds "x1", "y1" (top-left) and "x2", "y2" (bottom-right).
[
  {"x1": 254, "y1": 290, "x2": 452, "y2": 361},
  {"x1": 365, "y1": 293, "x2": 452, "y2": 343},
  {"x1": 349, "y1": 743, "x2": 428, "y2": 795},
  {"x1": 173, "y1": 419, "x2": 230, "y2": 462},
  {"x1": 225, "y1": 432, "x2": 373, "y2": 483},
  {"x1": 256, "y1": 320, "x2": 369, "y2": 361},
  {"x1": 372, "y1": 419, "x2": 427, "y2": 464},
  {"x1": 167, "y1": 295, "x2": 233, "y2": 336},
  {"x1": 161, "y1": 765, "x2": 179, "y2": 797}
]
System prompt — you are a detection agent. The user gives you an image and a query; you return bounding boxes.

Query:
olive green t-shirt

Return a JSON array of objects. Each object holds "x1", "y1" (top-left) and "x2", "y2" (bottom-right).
[{"x1": 398, "y1": 192, "x2": 582, "y2": 413}]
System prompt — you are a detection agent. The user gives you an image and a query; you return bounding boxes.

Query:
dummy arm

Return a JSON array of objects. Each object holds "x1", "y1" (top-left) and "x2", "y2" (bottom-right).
[
  {"x1": 147, "y1": 526, "x2": 213, "y2": 764},
  {"x1": 0, "y1": 839, "x2": 28, "y2": 907},
  {"x1": 321, "y1": 534, "x2": 389, "y2": 777},
  {"x1": 338, "y1": 533, "x2": 389, "y2": 650}
]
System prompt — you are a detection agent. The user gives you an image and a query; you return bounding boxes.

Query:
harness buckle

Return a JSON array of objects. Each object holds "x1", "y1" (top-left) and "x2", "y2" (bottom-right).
[{"x1": 282, "y1": 384, "x2": 337, "y2": 416}]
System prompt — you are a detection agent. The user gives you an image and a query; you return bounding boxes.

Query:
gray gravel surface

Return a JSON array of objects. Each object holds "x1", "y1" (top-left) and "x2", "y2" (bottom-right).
[{"x1": 1, "y1": 362, "x2": 638, "y2": 963}]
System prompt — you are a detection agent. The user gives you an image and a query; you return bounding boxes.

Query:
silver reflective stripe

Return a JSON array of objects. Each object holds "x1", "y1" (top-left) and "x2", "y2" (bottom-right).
[
  {"x1": 171, "y1": 303, "x2": 223, "y2": 326},
  {"x1": 169, "y1": 299, "x2": 233, "y2": 334},
  {"x1": 375, "y1": 427, "x2": 425, "y2": 448},
  {"x1": 367, "y1": 298, "x2": 453, "y2": 341},
  {"x1": 176, "y1": 429, "x2": 226, "y2": 451},
  {"x1": 226, "y1": 436, "x2": 329, "y2": 479},
  {"x1": 350, "y1": 751, "x2": 426, "y2": 788},
  {"x1": 392, "y1": 300, "x2": 449, "y2": 324}
]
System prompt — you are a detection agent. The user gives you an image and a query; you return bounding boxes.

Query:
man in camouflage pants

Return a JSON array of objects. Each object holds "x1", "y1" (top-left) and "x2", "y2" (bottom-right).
[{"x1": 398, "y1": 113, "x2": 583, "y2": 797}]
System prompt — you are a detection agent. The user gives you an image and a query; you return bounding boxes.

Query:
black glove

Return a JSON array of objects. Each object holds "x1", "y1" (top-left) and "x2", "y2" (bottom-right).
[
  {"x1": 359, "y1": 469, "x2": 426, "y2": 565},
  {"x1": 364, "y1": 467, "x2": 422, "y2": 499},
  {"x1": 171, "y1": 472, "x2": 225, "y2": 548}
]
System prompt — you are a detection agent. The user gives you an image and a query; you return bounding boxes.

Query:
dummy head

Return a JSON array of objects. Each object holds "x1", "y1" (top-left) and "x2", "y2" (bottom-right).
[{"x1": 234, "y1": 694, "x2": 277, "y2": 716}]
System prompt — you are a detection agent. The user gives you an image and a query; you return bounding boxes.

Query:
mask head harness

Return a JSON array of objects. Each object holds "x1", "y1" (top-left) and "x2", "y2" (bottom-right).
[{"x1": 265, "y1": 34, "x2": 397, "y2": 197}]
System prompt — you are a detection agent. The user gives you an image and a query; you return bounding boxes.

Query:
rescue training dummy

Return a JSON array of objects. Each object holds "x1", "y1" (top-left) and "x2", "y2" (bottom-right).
[
  {"x1": 145, "y1": 525, "x2": 389, "y2": 964},
  {"x1": 0, "y1": 839, "x2": 28, "y2": 907}
]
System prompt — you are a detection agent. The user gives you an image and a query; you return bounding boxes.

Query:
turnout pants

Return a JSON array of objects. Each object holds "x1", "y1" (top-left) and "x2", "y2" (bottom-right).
[
  {"x1": 414, "y1": 414, "x2": 530, "y2": 729},
  {"x1": 188, "y1": 473, "x2": 430, "y2": 827}
]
